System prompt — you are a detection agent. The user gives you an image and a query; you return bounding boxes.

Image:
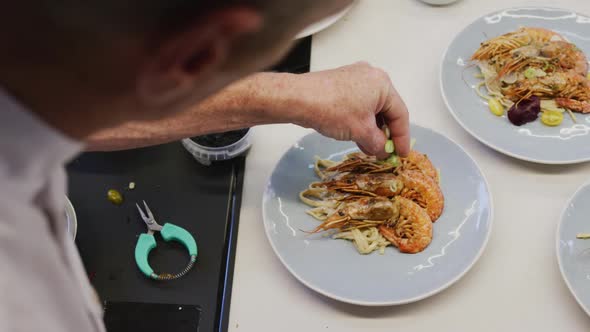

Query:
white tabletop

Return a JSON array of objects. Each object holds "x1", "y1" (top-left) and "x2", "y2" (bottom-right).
[{"x1": 229, "y1": 1, "x2": 590, "y2": 331}]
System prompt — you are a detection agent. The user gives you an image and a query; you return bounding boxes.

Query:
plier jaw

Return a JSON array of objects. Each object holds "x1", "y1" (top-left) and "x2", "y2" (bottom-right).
[{"x1": 136, "y1": 201, "x2": 163, "y2": 234}]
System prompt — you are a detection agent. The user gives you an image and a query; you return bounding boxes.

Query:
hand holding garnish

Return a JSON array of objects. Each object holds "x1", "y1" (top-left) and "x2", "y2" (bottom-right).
[
  {"x1": 382, "y1": 125, "x2": 400, "y2": 166},
  {"x1": 293, "y1": 62, "x2": 410, "y2": 159}
]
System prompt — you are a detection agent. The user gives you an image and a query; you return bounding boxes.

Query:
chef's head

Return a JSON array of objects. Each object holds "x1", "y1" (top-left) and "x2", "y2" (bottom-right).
[{"x1": 0, "y1": 0, "x2": 352, "y2": 131}]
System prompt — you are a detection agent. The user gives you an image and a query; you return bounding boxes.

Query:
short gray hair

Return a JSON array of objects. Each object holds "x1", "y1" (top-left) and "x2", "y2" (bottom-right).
[
  {"x1": 34, "y1": 0, "x2": 318, "y2": 36},
  {"x1": 0, "y1": 0, "x2": 324, "y2": 71}
]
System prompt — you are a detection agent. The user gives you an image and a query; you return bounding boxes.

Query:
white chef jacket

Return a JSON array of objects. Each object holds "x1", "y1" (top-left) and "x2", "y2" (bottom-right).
[{"x1": 0, "y1": 88, "x2": 105, "y2": 332}]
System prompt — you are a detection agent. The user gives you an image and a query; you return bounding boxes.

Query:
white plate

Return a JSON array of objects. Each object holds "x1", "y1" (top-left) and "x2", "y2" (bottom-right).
[
  {"x1": 557, "y1": 181, "x2": 590, "y2": 316},
  {"x1": 295, "y1": 3, "x2": 353, "y2": 39},
  {"x1": 65, "y1": 197, "x2": 77, "y2": 239},
  {"x1": 441, "y1": 7, "x2": 590, "y2": 164},
  {"x1": 262, "y1": 125, "x2": 493, "y2": 305}
]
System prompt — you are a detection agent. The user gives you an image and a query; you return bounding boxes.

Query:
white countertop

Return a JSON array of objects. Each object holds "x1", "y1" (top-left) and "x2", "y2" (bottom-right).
[{"x1": 229, "y1": 0, "x2": 590, "y2": 331}]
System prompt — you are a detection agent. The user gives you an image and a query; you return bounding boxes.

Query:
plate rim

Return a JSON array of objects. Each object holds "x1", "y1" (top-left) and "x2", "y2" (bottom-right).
[
  {"x1": 556, "y1": 180, "x2": 590, "y2": 316},
  {"x1": 439, "y1": 6, "x2": 590, "y2": 165},
  {"x1": 65, "y1": 196, "x2": 78, "y2": 239},
  {"x1": 295, "y1": 2, "x2": 354, "y2": 39},
  {"x1": 262, "y1": 124, "x2": 494, "y2": 306}
]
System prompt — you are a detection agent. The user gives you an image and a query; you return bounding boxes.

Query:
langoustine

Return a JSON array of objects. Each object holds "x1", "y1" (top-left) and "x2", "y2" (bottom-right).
[
  {"x1": 378, "y1": 197, "x2": 433, "y2": 254},
  {"x1": 317, "y1": 170, "x2": 444, "y2": 222}
]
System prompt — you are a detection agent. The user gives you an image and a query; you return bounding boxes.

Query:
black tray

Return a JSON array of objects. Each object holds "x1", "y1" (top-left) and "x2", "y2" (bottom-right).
[{"x1": 68, "y1": 144, "x2": 244, "y2": 332}]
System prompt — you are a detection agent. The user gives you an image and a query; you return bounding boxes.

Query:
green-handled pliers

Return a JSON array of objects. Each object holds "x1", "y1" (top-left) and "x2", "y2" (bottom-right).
[{"x1": 135, "y1": 201, "x2": 198, "y2": 280}]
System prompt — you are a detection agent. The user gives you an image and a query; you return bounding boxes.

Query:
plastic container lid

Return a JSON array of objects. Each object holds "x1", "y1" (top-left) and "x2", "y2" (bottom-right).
[{"x1": 182, "y1": 129, "x2": 252, "y2": 166}]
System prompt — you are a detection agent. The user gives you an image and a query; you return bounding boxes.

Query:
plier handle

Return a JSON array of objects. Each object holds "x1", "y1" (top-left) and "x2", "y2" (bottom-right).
[{"x1": 135, "y1": 201, "x2": 198, "y2": 280}]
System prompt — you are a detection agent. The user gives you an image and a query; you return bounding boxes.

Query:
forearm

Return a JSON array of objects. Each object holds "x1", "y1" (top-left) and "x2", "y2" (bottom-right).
[
  {"x1": 86, "y1": 62, "x2": 410, "y2": 157},
  {"x1": 86, "y1": 72, "x2": 305, "y2": 151}
]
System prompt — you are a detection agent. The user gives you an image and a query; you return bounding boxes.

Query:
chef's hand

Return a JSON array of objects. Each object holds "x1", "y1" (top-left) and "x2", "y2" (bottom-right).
[{"x1": 293, "y1": 62, "x2": 410, "y2": 159}]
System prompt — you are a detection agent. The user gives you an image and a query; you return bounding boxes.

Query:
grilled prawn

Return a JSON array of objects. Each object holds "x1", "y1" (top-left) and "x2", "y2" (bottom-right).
[
  {"x1": 307, "y1": 196, "x2": 399, "y2": 234},
  {"x1": 318, "y1": 171, "x2": 444, "y2": 222},
  {"x1": 378, "y1": 197, "x2": 433, "y2": 254},
  {"x1": 321, "y1": 151, "x2": 439, "y2": 182}
]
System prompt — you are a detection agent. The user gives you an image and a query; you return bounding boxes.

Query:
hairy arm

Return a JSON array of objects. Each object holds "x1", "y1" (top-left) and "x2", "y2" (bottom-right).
[
  {"x1": 86, "y1": 63, "x2": 410, "y2": 158},
  {"x1": 86, "y1": 72, "x2": 301, "y2": 151}
]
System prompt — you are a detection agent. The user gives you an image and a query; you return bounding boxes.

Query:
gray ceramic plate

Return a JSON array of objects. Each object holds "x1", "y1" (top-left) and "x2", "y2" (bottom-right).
[
  {"x1": 65, "y1": 196, "x2": 77, "y2": 239},
  {"x1": 441, "y1": 7, "x2": 590, "y2": 164},
  {"x1": 263, "y1": 125, "x2": 493, "y2": 305},
  {"x1": 557, "y1": 182, "x2": 590, "y2": 316}
]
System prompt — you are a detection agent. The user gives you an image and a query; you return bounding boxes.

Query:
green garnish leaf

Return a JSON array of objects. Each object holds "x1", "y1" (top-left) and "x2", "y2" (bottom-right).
[
  {"x1": 524, "y1": 67, "x2": 536, "y2": 79},
  {"x1": 384, "y1": 140, "x2": 394, "y2": 154},
  {"x1": 385, "y1": 154, "x2": 400, "y2": 167}
]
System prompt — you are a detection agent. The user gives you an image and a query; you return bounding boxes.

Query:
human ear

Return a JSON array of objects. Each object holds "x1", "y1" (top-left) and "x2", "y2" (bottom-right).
[{"x1": 136, "y1": 7, "x2": 262, "y2": 107}]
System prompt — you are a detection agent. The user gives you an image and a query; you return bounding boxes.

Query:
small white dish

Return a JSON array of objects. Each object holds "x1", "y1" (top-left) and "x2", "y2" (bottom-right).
[
  {"x1": 65, "y1": 196, "x2": 77, "y2": 239},
  {"x1": 419, "y1": 0, "x2": 459, "y2": 5},
  {"x1": 295, "y1": 2, "x2": 354, "y2": 39}
]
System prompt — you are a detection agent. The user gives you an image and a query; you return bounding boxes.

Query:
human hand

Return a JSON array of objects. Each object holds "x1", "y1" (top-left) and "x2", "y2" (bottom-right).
[{"x1": 292, "y1": 62, "x2": 410, "y2": 158}]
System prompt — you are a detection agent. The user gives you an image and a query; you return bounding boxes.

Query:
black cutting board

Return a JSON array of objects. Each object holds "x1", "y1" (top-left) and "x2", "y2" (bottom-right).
[{"x1": 67, "y1": 142, "x2": 244, "y2": 332}]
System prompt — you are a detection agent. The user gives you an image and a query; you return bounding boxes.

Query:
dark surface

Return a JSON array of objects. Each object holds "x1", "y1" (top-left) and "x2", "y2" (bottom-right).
[
  {"x1": 67, "y1": 36, "x2": 311, "y2": 332},
  {"x1": 104, "y1": 302, "x2": 201, "y2": 332},
  {"x1": 67, "y1": 144, "x2": 244, "y2": 332},
  {"x1": 271, "y1": 35, "x2": 312, "y2": 73}
]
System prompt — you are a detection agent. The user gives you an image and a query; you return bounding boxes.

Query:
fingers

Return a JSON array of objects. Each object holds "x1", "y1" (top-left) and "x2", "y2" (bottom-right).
[
  {"x1": 353, "y1": 120, "x2": 389, "y2": 159},
  {"x1": 381, "y1": 86, "x2": 410, "y2": 157},
  {"x1": 300, "y1": 61, "x2": 410, "y2": 159},
  {"x1": 356, "y1": 142, "x2": 372, "y2": 156},
  {"x1": 350, "y1": 67, "x2": 409, "y2": 159}
]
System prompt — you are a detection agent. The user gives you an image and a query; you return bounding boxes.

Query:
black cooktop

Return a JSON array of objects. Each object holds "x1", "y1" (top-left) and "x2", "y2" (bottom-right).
[{"x1": 67, "y1": 36, "x2": 311, "y2": 332}]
